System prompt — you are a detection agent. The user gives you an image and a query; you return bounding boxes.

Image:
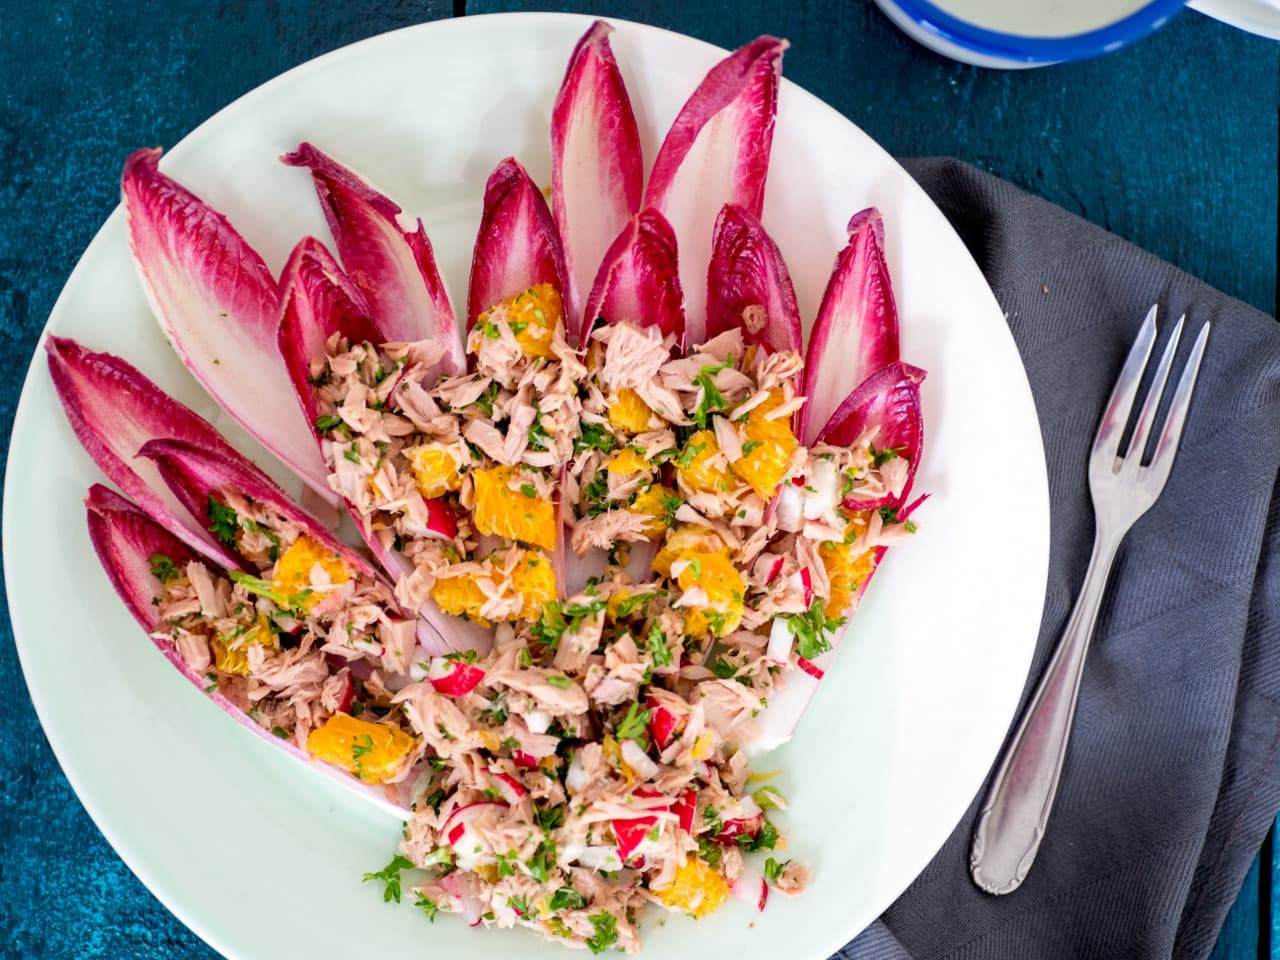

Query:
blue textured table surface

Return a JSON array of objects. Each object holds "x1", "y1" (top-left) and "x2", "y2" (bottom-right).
[{"x1": 1, "y1": 3, "x2": 1276, "y2": 958}]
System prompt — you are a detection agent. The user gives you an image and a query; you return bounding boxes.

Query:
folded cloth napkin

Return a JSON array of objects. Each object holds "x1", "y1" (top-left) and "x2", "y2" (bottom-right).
[{"x1": 838, "y1": 158, "x2": 1280, "y2": 960}]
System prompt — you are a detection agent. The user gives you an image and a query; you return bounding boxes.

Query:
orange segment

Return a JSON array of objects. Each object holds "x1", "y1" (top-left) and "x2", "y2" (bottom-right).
[
  {"x1": 271, "y1": 535, "x2": 350, "y2": 611},
  {"x1": 629, "y1": 484, "x2": 678, "y2": 537},
  {"x1": 607, "y1": 388, "x2": 656, "y2": 433},
  {"x1": 307, "y1": 714, "x2": 417, "y2": 783},
  {"x1": 676, "y1": 430, "x2": 731, "y2": 495},
  {"x1": 511, "y1": 550, "x2": 556, "y2": 621},
  {"x1": 652, "y1": 524, "x2": 726, "y2": 577},
  {"x1": 429, "y1": 548, "x2": 556, "y2": 625},
  {"x1": 475, "y1": 283, "x2": 563, "y2": 359},
  {"x1": 730, "y1": 389, "x2": 799, "y2": 498},
  {"x1": 210, "y1": 618, "x2": 273, "y2": 676},
  {"x1": 431, "y1": 571, "x2": 493, "y2": 625},
  {"x1": 471, "y1": 466, "x2": 556, "y2": 550},
  {"x1": 606, "y1": 448, "x2": 650, "y2": 477},
  {"x1": 409, "y1": 445, "x2": 463, "y2": 499},
  {"x1": 819, "y1": 539, "x2": 876, "y2": 618},
  {"x1": 675, "y1": 550, "x2": 745, "y2": 638},
  {"x1": 658, "y1": 856, "x2": 729, "y2": 919}
]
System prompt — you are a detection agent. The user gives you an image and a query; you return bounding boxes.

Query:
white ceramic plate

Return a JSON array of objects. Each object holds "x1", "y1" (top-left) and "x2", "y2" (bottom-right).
[
  {"x1": 1191, "y1": 0, "x2": 1280, "y2": 39},
  {"x1": 4, "y1": 13, "x2": 1048, "y2": 959}
]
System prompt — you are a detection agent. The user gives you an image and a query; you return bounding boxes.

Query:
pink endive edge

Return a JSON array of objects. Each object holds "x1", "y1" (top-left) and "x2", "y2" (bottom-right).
[
  {"x1": 277, "y1": 236, "x2": 383, "y2": 430},
  {"x1": 551, "y1": 19, "x2": 644, "y2": 335},
  {"x1": 644, "y1": 36, "x2": 787, "y2": 345},
  {"x1": 120, "y1": 148, "x2": 334, "y2": 502},
  {"x1": 281, "y1": 143, "x2": 463, "y2": 379},
  {"x1": 799, "y1": 207, "x2": 900, "y2": 444},
  {"x1": 84, "y1": 484, "x2": 409, "y2": 819},
  {"x1": 706, "y1": 202, "x2": 803, "y2": 355},
  {"x1": 467, "y1": 157, "x2": 569, "y2": 332},
  {"x1": 818, "y1": 361, "x2": 926, "y2": 511},
  {"x1": 47, "y1": 336, "x2": 244, "y2": 570},
  {"x1": 137, "y1": 437, "x2": 387, "y2": 588},
  {"x1": 581, "y1": 208, "x2": 685, "y2": 348}
]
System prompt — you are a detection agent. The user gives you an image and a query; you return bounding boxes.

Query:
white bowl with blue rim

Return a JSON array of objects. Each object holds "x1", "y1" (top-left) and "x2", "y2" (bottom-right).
[{"x1": 872, "y1": 0, "x2": 1189, "y2": 68}]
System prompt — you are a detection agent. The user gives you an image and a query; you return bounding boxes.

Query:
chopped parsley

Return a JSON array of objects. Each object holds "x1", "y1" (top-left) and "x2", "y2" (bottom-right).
[
  {"x1": 207, "y1": 497, "x2": 240, "y2": 547},
  {"x1": 314, "y1": 413, "x2": 343, "y2": 433},
  {"x1": 575, "y1": 421, "x2": 616, "y2": 455},
  {"x1": 239, "y1": 518, "x2": 280, "y2": 563},
  {"x1": 474, "y1": 382, "x2": 501, "y2": 418},
  {"x1": 647, "y1": 624, "x2": 672, "y2": 667},
  {"x1": 737, "y1": 818, "x2": 779, "y2": 852},
  {"x1": 531, "y1": 601, "x2": 568, "y2": 651},
  {"x1": 527, "y1": 837, "x2": 557, "y2": 883},
  {"x1": 764, "y1": 857, "x2": 789, "y2": 884},
  {"x1": 528, "y1": 413, "x2": 552, "y2": 452},
  {"x1": 879, "y1": 505, "x2": 899, "y2": 524},
  {"x1": 362, "y1": 854, "x2": 413, "y2": 903},
  {"x1": 614, "y1": 701, "x2": 650, "y2": 745},
  {"x1": 351, "y1": 734, "x2": 375, "y2": 779},
  {"x1": 148, "y1": 553, "x2": 178, "y2": 583},
  {"x1": 546, "y1": 675, "x2": 574, "y2": 689},
  {"x1": 585, "y1": 911, "x2": 619, "y2": 955},
  {"x1": 692, "y1": 355, "x2": 734, "y2": 428},
  {"x1": 675, "y1": 441, "x2": 705, "y2": 471},
  {"x1": 536, "y1": 805, "x2": 565, "y2": 832},
  {"x1": 786, "y1": 597, "x2": 845, "y2": 661},
  {"x1": 344, "y1": 442, "x2": 362, "y2": 464},
  {"x1": 905, "y1": 519, "x2": 918, "y2": 534},
  {"x1": 414, "y1": 893, "x2": 440, "y2": 922},
  {"x1": 869, "y1": 443, "x2": 906, "y2": 467},
  {"x1": 612, "y1": 591, "x2": 658, "y2": 619},
  {"x1": 549, "y1": 886, "x2": 587, "y2": 912},
  {"x1": 520, "y1": 482, "x2": 537, "y2": 498},
  {"x1": 741, "y1": 439, "x2": 763, "y2": 456}
]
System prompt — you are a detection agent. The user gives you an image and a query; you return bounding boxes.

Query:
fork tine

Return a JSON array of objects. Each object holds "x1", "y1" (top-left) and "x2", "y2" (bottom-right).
[
  {"x1": 1093, "y1": 305, "x2": 1158, "y2": 460},
  {"x1": 1143, "y1": 321, "x2": 1210, "y2": 491},
  {"x1": 1121, "y1": 315, "x2": 1184, "y2": 472}
]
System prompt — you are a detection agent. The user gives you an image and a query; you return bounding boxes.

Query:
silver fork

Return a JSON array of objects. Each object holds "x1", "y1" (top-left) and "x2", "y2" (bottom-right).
[{"x1": 969, "y1": 305, "x2": 1210, "y2": 895}]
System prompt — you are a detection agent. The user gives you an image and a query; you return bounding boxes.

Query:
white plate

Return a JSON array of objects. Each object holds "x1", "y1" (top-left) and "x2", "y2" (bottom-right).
[
  {"x1": 3, "y1": 13, "x2": 1048, "y2": 959},
  {"x1": 1190, "y1": 0, "x2": 1280, "y2": 39}
]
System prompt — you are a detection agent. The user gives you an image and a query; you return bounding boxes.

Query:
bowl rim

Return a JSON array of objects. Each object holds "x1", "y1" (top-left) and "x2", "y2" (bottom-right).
[{"x1": 884, "y1": 0, "x2": 1188, "y2": 62}]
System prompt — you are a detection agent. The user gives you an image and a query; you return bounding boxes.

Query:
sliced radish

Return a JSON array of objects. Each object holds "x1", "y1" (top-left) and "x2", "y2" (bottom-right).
[
  {"x1": 442, "y1": 800, "x2": 507, "y2": 870},
  {"x1": 489, "y1": 769, "x2": 528, "y2": 803},
  {"x1": 512, "y1": 750, "x2": 540, "y2": 769},
  {"x1": 620, "y1": 738, "x2": 659, "y2": 780},
  {"x1": 646, "y1": 695, "x2": 688, "y2": 749},
  {"x1": 766, "y1": 618, "x2": 793, "y2": 664},
  {"x1": 774, "y1": 483, "x2": 804, "y2": 532},
  {"x1": 730, "y1": 866, "x2": 768, "y2": 912},
  {"x1": 796, "y1": 656, "x2": 825, "y2": 680},
  {"x1": 428, "y1": 658, "x2": 486, "y2": 697},
  {"x1": 672, "y1": 787, "x2": 698, "y2": 834}
]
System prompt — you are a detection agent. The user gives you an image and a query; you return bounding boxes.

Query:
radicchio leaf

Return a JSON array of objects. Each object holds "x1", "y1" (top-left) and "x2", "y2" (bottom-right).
[
  {"x1": 581, "y1": 208, "x2": 684, "y2": 347},
  {"x1": 138, "y1": 438, "x2": 385, "y2": 587},
  {"x1": 120, "y1": 148, "x2": 332, "y2": 501},
  {"x1": 84, "y1": 483, "x2": 410, "y2": 819},
  {"x1": 552, "y1": 19, "x2": 644, "y2": 334},
  {"x1": 799, "y1": 208, "x2": 900, "y2": 444},
  {"x1": 644, "y1": 36, "x2": 786, "y2": 345},
  {"x1": 281, "y1": 143, "x2": 463, "y2": 379},
  {"x1": 468, "y1": 158, "x2": 569, "y2": 332},
  {"x1": 817, "y1": 362, "x2": 926, "y2": 510},
  {"x1": 277, "y1": 236, "x2": 382, "y2": 432},
  {"x1": 85, "y1": 484, "x2": 204, "y2": 631},
  {"x1": 47, "y1": 336, "x2": 244, "y2": 570},
  {"x1": 706, "y1": 203, "x2": 802, "y2": 355}
]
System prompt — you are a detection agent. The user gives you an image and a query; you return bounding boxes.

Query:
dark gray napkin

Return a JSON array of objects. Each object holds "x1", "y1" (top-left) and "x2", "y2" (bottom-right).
[{"x1": 835, "y1": 158, "x2": 1280, "y2": 960}]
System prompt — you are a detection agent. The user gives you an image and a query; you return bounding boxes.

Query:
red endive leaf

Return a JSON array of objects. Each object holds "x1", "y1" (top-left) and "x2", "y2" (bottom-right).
[
  {"x1": 120, "y1": 148, "x2": 332, "y2": 501},
  {"x1": 277, "y1": 236, "x2": 382, "y2": 431},
  {"x1": 799, "y1": 208, "x2": 900, "y2": 444},
  {"x1": 752, "y1": 493, "x2": 926, "y2": 751},
  {"x1": 85, "y1": 484, "x2": 205, "y2": 631},
  {"x1": 281, "y1": 143, "x2": 463, "y2": 379},
  {"x1": 552, "y1": 19, "x2": 644, "y2": 333},
  {"x1": 581, "y1": 208, "x2": 684, "y2": 347},
  {"x1": 467, "y1": 158, "x2": 569, "y2": 331},
  {"x1": 138, "y1": 438, "x2": 387, "y2": 587},
  {"x1": 818, "y1": 362, "x2": 926, "y2": 510},
  {"x1": 47, "y1": 337, "x2": 244, "y2": 570},
  {"x1": 644, "y1": 36, "x2": 786, "y2": 345},
  {"x1": 706, "y1": 203, "x2": 802, "y2": 355},
  {"x1": 85, "y1": 483, "x2": 410, "y2": 818}
]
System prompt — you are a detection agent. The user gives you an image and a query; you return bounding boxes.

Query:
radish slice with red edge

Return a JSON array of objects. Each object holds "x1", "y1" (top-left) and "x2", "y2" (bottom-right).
[
  {"x1": 46, "y1": 337, "x2": 244, "y2": 570},
  {"x1": 488, "y1": 770, "x2": 528, "y2": 804},
  {"x1": 467, "y1": 158, "x2": 569, "y2": 332},
  {"x1": 85, "y1": 485, "x2": 409, "y2": 819},
  {"x1": 277, "y1": 235, "x2": 383, "y2": 433},
  {"x1": 580, "y1": 208, "x2": 685, "y2": 348},
  {"x1": 798, "y1": 208, "x2": 900, "y2": 443},
  {"x1": 120, "y1": 148, "x2": 333, "y2": 502},
  {"x1": 281, "y1": 142, "x2": 463, "y2": 379},
  {"x1": 646, "y1": 694, "x2": 687, "y2": 750},
  {"x1": 644, "y1": 36, "x2": 786, "y2": 345},
  {"x1": 551, "y1": 19, "x2": 643, "y2": 334},
  {"x1": 730, "y1": 866, "x2": 769, "y2": 912},
  {"x1": 427, "y1": 658, "x2": 486, "y2": 697},
  {"x1": 817, "y1": 361, "x2": 927, "y2": 510},
  {"x1": 672, "y1": 787, "x2": 697, "y2": 834},
  {"x1": 706, "y1": 203, "x2": 802, "y2": 356}
]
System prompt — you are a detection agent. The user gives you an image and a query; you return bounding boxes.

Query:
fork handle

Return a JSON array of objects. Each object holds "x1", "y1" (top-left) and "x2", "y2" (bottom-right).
[{"x1": 969, "y1": 529, "x2": 1121, "y2": 894}]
